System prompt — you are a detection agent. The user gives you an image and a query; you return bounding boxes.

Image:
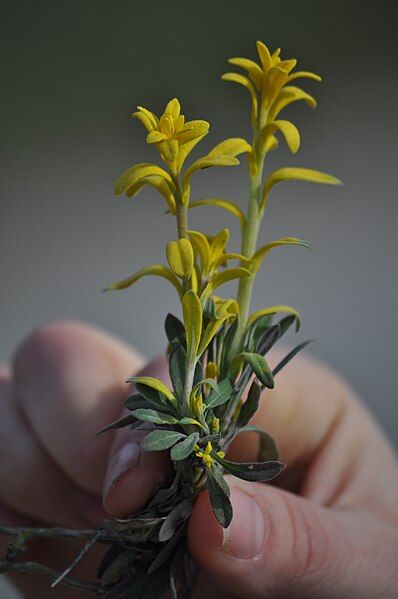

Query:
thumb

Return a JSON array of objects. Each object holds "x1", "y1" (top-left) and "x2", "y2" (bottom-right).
[{"x1": 188, "y1": 478, "x2": 386, "y2": 599}]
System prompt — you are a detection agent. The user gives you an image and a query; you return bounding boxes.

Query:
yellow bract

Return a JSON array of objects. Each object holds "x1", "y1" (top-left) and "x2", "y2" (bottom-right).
[
  {"x1": 182, "y1": 290, "x2": 203, "y2": 359},
  {"x1": 166, "y1": 239, "x2": 194, "y2": 280}
]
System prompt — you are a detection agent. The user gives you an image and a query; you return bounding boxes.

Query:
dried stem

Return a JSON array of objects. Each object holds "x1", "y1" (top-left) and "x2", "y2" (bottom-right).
[{"x1": 0, "y1": 561, "x2": 99, "y2": 593}]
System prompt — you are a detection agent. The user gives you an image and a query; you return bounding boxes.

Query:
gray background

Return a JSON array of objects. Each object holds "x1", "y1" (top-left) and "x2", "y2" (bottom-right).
[{"x1": 1, "y1": 0, "x2": 397, "y2": 596}]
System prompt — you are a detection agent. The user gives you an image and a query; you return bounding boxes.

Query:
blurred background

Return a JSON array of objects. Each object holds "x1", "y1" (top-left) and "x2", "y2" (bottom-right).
[{"x1": 1, "y1": 0, "x2": 397, "y2": 595}]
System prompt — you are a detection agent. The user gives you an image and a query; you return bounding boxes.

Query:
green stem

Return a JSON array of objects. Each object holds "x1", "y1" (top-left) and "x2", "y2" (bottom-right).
[{"x1": 229, "y1": 139, "x2": 265, "y2": 359}]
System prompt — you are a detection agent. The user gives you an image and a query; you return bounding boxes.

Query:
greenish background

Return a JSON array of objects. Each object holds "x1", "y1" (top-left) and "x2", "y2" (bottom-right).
[{"x1": 0, "y1": 0, "x2": 397, "y2": 595}]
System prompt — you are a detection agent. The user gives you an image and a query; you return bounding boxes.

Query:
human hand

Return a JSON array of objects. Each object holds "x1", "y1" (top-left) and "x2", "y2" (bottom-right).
[{"x1": 1, "y1": 321, "x2": 397, "y2": 598}]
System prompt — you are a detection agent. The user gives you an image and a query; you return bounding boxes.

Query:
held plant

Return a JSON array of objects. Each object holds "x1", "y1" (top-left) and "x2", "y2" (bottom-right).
[{"x1": 0, "y1": 41, "x2": 341, "y2": 597}]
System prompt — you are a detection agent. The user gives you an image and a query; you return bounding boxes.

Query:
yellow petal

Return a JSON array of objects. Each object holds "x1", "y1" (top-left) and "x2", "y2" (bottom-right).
[
  {"x1": 177, "y1": 120, "x2": 210, "y2": 145},
  {"x1": 166, "y1": 238, "x2": 194, "y2": 280},
  {"x1": 114, "y1": 163, "x2": 172, "y2": 195},
  {"x1": 268, "y1": 85, "x2": 317, "y2": 122},
  {"x1": 248, "y1": 305, "x2": 301, "y2": 329},
  {"x1": 251, "y1": 238, "x2": 311, "y2": 274},
  {"x1": 256, "y1": 41, "x2": 272, "y2": 73},
  {"x1": 182, "y1": 290, "x2": 203, "y2": 359},
  {"x1": 271, "y1": 48, "x2": 281, "y2": 64},
  {"x1": 262, "y1": 167, "x2": 342, "y2": 208},
  {"x1": 146, "y1": 131, "x2": 167, "y2": 144},
  {"x1": 228, "y1": 57, "x2": 263, "y2": 89},
  {"x1": 201, "y1": 268, "x2": 251, "y2": 300},
  {"x1": 209, "y1": 228, "x2": 230, "y2": 265},
  {"x1": 158, "y1": 139, "x2": 179, "y2": 163},
  {"x1": 164, "y1": 98, "x2": 181, "y2": 119},
  {"x1": 105, "y1": 264, "x2": 183, "y2": 297},
  {"x1": 188, "y1": 230, "x2": 211, "y2": 276},
  {"x1": 262, "y1": 67, "x2": 289, "y2": 109},
  {"x1": 127, "y1": 376, "x2": 175, "y2": 402},
  {"x1": 132, "y1": 111, "x2": 156, "y2": 132},
  {"x1": 135, "y1": 106, "x2": 159, "y2": 129},
  {"x1": 213, "y1": 253, "x2": 251, "y2": 268},
  {"x1": 175, "y1": 132, "x2": 209, "y2": 174},
  {"x1": 288, "y1": 71, "x2": 322, "y2": 83},
  {"x1": 188, "y1": 198, "x2": 246, "y2": 227},
  {"x1": 261, "y1": 119, "x2": 300, "y2": 154},
  {"x1": 278, "y1": 59, "x2": 297, "y2": 73},
  {"x1": 125, "y1": 174, "x2": 176, "y2": 213}
]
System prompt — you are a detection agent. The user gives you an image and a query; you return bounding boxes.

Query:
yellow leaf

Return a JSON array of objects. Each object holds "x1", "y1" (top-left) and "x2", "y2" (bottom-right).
[
  {"x1": 209, "y1": 229, "x2": 230, "y2": 264},
  {"x1": 228, "y1": 57, "x2": 263, "y2": 89},
  {"x1": 182, "y1": 290, "x2": 203, "y2": 359},
  {"x1": 262, "y1": 167, "x2": 342, "y2": 208},
  {"x1": 128, "y1": 376, "x2": 175, "y2": 403},
  {"x1": 188, "y1": 198, "x2": 246, "y2": 227},
  {"x1": 146, "y1": 131, "x2": 167, "y2": 144},
  {"x1": 213, "y1": 252, "x2": 251, "y2": 269},
  {"x1": 269, "y1": 85, "x2": 317, "y2": 122},
  {"x1": 261, "y1": 120, "x2": 300, "y2": 154},
  {"x1": 114, "y1": 163, "x2": 172, "y2": 196},
  {"x1": 158, "y1": 139, "x2": 179, "y2": 163},
  {"x1": 175, "y1": 131, "x2": 208, "y2": 174},
  {"x1": 288, "y1": 71, "x2": 322, "y2": 83},
  {"x1": 256, "y1": 41, "x2": 272, "y2": 73},
  {"x1": 251, "y1": 238, "x2": 311, "y2": 274},
  {"x1": 207, "y1": 137, "x2": 252, "y2": 159},
  {"x1": 188, "y1": 230, "x2": 211, "y2": 276},
  {"x1": 132, "y1": 106, "x2": 159, "y2": 131},
  {"x1": 105, "y1": 264, "x2": 183, "y2": 297},
  {"x1": 278, "y1": 59, "x2": 297, "y2": 73},
  {"x1": 166, "y1": 239, "x2": 194, "y2": 280},
  {"x1": 126, "y1": 174, "x2": 176, "y2": 214},
  {"x1": 248, "y1": 305, "x2": 301, "y2": 329},
  {"x1": 201, "y1": 267, "x2": 251, "y2": 300},
  {"x1": 164, "y1": 98, "x2": 181, "y2": 119},
  {"x1": 177, "y1": 120, "x2": 210, "y2": 145},
  {"x1": 182, "y1": 155, "x2": 240, "y2": 205}
]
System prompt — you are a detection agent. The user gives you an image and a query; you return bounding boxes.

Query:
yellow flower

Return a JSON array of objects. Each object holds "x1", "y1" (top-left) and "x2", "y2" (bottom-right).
[
  {"x1": 133, "y1": 98, "x2": 209, "y2": 170},
  {"x1": 222, "y1": 40, "x2": 320, "y2": 134},
  {"x1": 195, "y1": 441, "x2": 225, "y2": 468}
]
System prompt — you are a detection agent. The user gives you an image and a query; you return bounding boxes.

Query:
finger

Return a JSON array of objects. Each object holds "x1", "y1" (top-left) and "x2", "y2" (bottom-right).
[
  {"x1": 0, "y1": 365, "x2": 104, "y2": 527},
  {"x1": 189, "y1": 478, "x2": 398, "y2": 599},
  {"x1": 228, "y1": 351, "x2": 398, "y2": 512},
  {"x1": 103, "y1": 355, "x2": 172, "y2": 517},
  {"x1": 12, "y1": 321, "x2": 145, "y2": 495}
]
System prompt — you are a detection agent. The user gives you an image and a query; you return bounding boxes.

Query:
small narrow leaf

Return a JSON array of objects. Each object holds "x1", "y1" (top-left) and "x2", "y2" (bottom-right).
[
  {"x1": 170, "y1": 432, "x2": 200, "y2": 461},
  {"x1": 164, "y1": 313, "x2": 185, "y2": 345},
  {"x1": 236, "y1": 381, "x2": 261, "y2": 428},
  {"x1": 141, "y1": 430, "x2": 186, "y2": 451},
  {"x1": 205, "y1": 378, "x2": 233, "y2": 410},
  {"x1": 201, "y1": 267, "x2": 251, "y2": 300},
  {"x1": 213, "y1": 454, "x2": 285, "y2": 482},
  {"x1": 96, "y1": 414, "x2": 136, "y2": 436},
  {"x1": 105, "y1": 264, "x2": 183, "y2": 297},
  {"x1": 132, "y1": 409, "x2": 178, "y2": 425},
  {"x1": 188, "y1": 198, "x2": 246, "y2": 226},
  {"x1": 251, "y1": 238, "x2": 311, "y2": 275},
  {"x1": 169, "y1": 346, "x2": 186, "y2": 400},
  {"x1": 262, "y1": 167, "x2": 342, "y2": 208},
  {"x1": 238, "y1": 425, "x2": 280, "y2": 461},
  {"x1": 248, "y1": 305, "x2": 301, "y2": 330},
  {"x1": 273, "y1": 340, "x2": 314, "y2": 376},
  {"x1": 207, "y1": 469, "x2": 233, "y2": 528},
  {"x1": 128, "y1": 376, "x2": 175, "y2": 403},
  {"x1": 232, "y1": 353, "x2": 274, "y2": 388}
]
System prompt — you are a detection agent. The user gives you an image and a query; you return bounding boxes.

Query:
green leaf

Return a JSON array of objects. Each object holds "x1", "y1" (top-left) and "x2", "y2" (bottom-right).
[
  {"x1": 207, "y1": 469, "x2": 233, "y2": 528},
  {"x1": 213, "y1": 454, "x2": 285, "y2": 482},
  {"x1": 244, "y1": 314, "x2": 273, "y2": 352},
  {"x1": 135, "y1": 383, "x2": 168, "y2": 409},
  {"x1": 96, "y1": 414, "x2": 136, "y2": 436},
  {"x1": 170, "y1": 432, "x2": 200, "y2": 461},
  {"x1": 231, "y1": 353, "x2": 274, "y2": 388},
  {"x1": 198, "y1": 313, "x2": 233, "y2": 356},
  {"x1": 192, "y1": 378, "x2": 219, "y2": 397},
  {"x1": 273, "y1": 340, "x2": 314, "y2": 376},
  {"x1": 141, "y1": 430, "x2": 186, "y2": 451},
  {"x1": 211, "y1": 465, "x2": 231, "y2": 497},
  {"x1": 168, "y1": 346, "x2": 186, "y2": 400},
  {"x1": 164, "y1": 313, "x2": 185, "y2": 345},
  {"x1": 182, "y1": 290, "x2": 203, "y2": 359},
  {"x1": 127, "y1": 376, "x2": 175, "y2": 403},
  {"x1": 205, "y1": 378, "x2": 233, "y2": 410},
  {"x1": 238, "y1": 426, "x2": 280, "y2": 461},
  {"x1": 132, "y1": 409, "x2": 178, "y2": 425},
  {"x1": 248, "y1": 305, "x2": 301, "y2": 331},
  {"x1": 236, "y1": 381, "x2": 261, "y2": 428},
  {"x1": 124, "y1": 393, "x2": 149, "y2": 412}
]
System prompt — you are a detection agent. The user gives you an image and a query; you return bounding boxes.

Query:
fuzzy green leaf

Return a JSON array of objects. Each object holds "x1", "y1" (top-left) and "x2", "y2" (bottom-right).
[
  {"x1": 213, "y1": 454, "x2": 285, "y2": 482},
  {"x1": 205, "y1": 378, "x2": 233, "y2": 410},
  {"x1": 236, "y1": 381, "x2": 261, "y2": 428},
  {"x1": 170, "y1": 432, "x2": 200, "y2": 461},
  {"x1": 132, "y1": 409, "x2": 178, "y2": 425},
  {"x1": 168, "y1": 346, "x2": 186, "y2": 400},
  {"x1": 182, "y1": 290, "x2": 203, "y2": 359},
  {"x1": 96, "y1": 414, "x2": 136, "y2": 436},
  {"x1": 141, "y1": 430, "x2": 186, "y2": 451},
  {"x1": 124, "y1": 393, "x2": 150, "y2": 412},
  {"x1": 164, "y1": 313, "x2": 185, "y2": 345},
  {"x1": 232, "y1": 352, "x2": 274, "y2": 388},
  {"x1": 207, "y1": 469, "x2": 233, "y2": 528},
  {"x1": 127, "y1": 376, "x2": 175, "y2": 403},
  {"x1": 273, "y1": 340, "x2": 314, "y2": 376},
  {"x1": 238, "y1": 425, "x2": 280, "y2": 461}
]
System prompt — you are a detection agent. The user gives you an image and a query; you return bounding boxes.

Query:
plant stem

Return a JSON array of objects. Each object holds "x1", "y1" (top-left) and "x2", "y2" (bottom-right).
[{"x1": 229, "y1": 138, "x2": 265, "y2": 359}]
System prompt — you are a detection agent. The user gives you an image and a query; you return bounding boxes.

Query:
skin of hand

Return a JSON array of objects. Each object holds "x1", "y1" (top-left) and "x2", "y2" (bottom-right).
[{"x1": 0, "y1": 322, "x2": 397, "y2": 598}]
